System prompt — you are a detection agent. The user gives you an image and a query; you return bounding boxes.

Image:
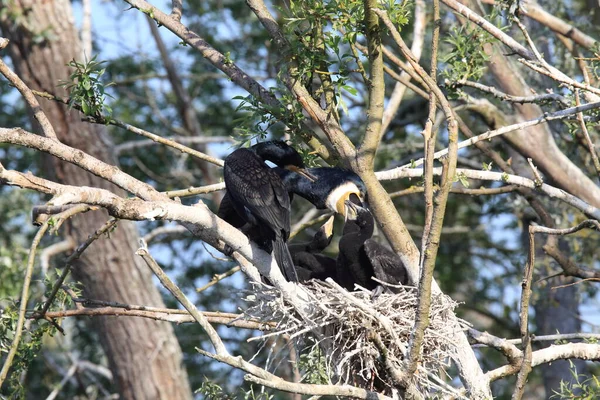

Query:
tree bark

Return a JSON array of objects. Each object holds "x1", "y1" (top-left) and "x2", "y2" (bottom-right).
[{"x1": 0, "y1": 1, "x2": 192, "y2": 399}]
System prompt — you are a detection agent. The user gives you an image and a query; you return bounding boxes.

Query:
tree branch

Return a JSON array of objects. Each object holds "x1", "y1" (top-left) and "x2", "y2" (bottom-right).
[{"x1": 0, "y1": 38, "x2": 58, "y2": 140}]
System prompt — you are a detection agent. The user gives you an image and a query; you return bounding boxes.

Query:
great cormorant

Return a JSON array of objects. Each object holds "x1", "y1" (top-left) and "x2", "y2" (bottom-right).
[
  {"x1": 289, "y1": 215, "x2": 336, "y2": 282},
  {"x1": 221, "y1": 141, "x2": 314, "y2": 282},
  {"x1": 276, "y1": 167, "x2": 367, "y2": 218},
  {"x1": 336, "y1": 202, "x2": 408, "y2": 292}
]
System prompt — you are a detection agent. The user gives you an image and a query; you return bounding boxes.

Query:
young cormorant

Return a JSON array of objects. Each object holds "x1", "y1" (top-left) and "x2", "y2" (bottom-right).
[
  {"x1": 336, "y1": 202, "x2": 408, "y2": 292},
  {"x1": 221, "y1": 141, "x2": 314, "y2": 282},
  {"x1": 276, "y1": 167, "x2": 367, "y2": 218},
  {"x1": 289, "y1": 216, "x2": 336, "y2": 282}
]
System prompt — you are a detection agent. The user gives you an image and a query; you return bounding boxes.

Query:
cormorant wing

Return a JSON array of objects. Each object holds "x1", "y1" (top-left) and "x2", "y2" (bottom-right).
[
  {"x1": 224, "y1": 149, "x2": 291, "y2": 238},
  {"x1": 363, "y1": 239, "x2": 408, "y2": 291},
  {"x1": 217, "y1": 192, "x2": 247, "y2": 229}
]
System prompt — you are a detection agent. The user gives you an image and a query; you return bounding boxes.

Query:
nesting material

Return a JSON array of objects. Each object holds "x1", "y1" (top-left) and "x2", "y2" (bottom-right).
[{"x1": 242, "y1": 279, "x2": 468, "y2": 397}]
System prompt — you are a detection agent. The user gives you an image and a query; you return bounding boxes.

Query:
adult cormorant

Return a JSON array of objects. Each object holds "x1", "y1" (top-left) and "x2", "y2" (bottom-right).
[
  {"x1": 221, "y1": 141, "x2": 314, "y2": 282},
  {"x1": 276, "y1": 167, "x2": 367, "y2": 218},
  {"x1": 336, "y1": 202, "x2": 408, "y2": 292},
  {"x1": 289, "y1": 215, "x2": 336, "y2": 282}
]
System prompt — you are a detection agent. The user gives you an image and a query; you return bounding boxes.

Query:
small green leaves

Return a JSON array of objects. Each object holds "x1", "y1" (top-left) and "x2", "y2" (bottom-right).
[
  {"x1": 59, "y1": 55, "x2": 115, "y2": 120},
  {"x1": 223, "y1": 52, "x2": 233, "y2": 66},
  {"x1": 442, "y1": 25, "x2": 493, "y2": 85},
  {"x1": 455, "y1": 171, "x2": 470, "y2": 188}
]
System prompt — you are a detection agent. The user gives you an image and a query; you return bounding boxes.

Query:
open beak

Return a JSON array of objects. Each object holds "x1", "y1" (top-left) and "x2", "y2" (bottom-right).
[
  {"x1": 344, "y1": 197, "x2": 368, "y2": 221},
  {"x1": 286, "y1": 165, "x2": 317, "y2": 182},
  {"x1": 344, "y1": 199, "x2": 359, "y2": 222}
]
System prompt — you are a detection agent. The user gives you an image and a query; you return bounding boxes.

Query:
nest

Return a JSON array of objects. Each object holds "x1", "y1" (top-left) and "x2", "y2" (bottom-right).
[{"x1": 242, "y1": 279, "x2": 468, "y2": 397}]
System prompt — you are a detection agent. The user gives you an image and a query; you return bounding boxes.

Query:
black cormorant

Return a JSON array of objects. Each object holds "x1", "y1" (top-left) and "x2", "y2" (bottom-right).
[
  {"x1": 221, "y1": 141, "x2": 314, "y2": 282},
  {"x1": 289, "y1": 215, "x2": 336, "y2": 282},
  {"x1": 336, "y1": 202, "x2": 408, "y2": 292},
  {"x1": 276, "y1": 167, "x2": 367, "y2": 218}
]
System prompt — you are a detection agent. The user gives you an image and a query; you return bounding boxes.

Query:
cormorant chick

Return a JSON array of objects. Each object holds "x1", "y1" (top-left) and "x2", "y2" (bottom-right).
[
  {"x1": 336, "y1": 202, "x2": 408, "y2": 292},
  {"x1": 221, "y1": 141, "x2": 313, "y2": 282},
  {"x1": 289, "y1": 215, "x2": 336, "y2": 282}
]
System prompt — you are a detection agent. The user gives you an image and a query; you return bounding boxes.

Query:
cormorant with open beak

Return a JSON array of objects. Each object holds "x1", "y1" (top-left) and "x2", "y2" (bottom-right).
[
  {"x1": 336, "y1": 201, "x2": 408, "y2": 292},
  {"x1": 220, "y1": 141, "x2": 315, "y2": 282},
  {"x1": 276, "y1": 167, "x2": 367, "y2": 219},
  {"x1": 289, "y1": 215, "x2": 336, "y2": 282}
]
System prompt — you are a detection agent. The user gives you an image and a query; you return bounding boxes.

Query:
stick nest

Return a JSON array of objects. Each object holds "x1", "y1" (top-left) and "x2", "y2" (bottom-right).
[{"x1": 242, "y1": 280, "x2": 467, "y2": 397}]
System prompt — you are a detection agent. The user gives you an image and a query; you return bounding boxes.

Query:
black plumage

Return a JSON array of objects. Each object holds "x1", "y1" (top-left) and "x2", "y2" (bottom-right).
[
  {"x1": 221, "y1": 141, "x2": 312, "y2": 282},
  {"x1": 289, "y1": 216, "x2": 336, "y2": 282},
  {"x1": 336, "y1": 202, "x2": 408, "y2": 292},
  {"x1": 276, "y1": 167, "x2": 367, "y2": 217}
]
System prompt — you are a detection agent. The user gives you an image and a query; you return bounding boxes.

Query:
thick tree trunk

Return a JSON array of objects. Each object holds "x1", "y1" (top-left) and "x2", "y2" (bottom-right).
[{"x1": 1, "y1": 1, "x2": 192, "y2": 399}]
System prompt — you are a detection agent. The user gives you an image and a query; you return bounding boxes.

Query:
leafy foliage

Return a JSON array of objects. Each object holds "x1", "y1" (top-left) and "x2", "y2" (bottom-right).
[
  {"x1": 551, "y1": 360, "x2": 600, "y2": 399},
  {"x1": 60, "y1": 55, "x2": 114, "y2": 118},
  {"x1": 441, "y1": 25, "x2": 493, "y2": 83}
]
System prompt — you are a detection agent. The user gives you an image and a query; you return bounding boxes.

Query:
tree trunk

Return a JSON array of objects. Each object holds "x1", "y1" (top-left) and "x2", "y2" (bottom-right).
[{"x1": 1, "y1": 1, "x2": 192, "y2": 399}]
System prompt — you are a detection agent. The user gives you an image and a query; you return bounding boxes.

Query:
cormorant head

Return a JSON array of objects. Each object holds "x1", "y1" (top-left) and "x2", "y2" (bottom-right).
[
  {"x1": 324, "y1": 173, "x2": 368, "y2": 219},
  {"x1": 252, "y1": 141, "x2": 316, "y2": 181},
  {"x1": 344, "y1": 200, "x2": 375, "y2": 235}
]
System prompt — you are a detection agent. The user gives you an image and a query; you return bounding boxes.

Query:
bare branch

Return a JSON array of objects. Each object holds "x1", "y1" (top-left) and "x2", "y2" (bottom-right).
[
  {"x1": 454, "y1": 79, "x2": 570, "y2": 107},
  {"x1": 114, "y1": 136, "x2": 233, "y2": 156},
  {"x1": 574, "y1": 90, "x2": 600, "y2": 177},
  {"x1": 487, "y1": 343, "x2": 600, "y2": 382},
  {"x1": 136, "y1": 242, "x2": 227, "y2": 355},
  {"x1": 171, "y1": 0, "x2": 183, "y2": 21},
  {"x1": 377, "y1": 100, "x2": 600, "y2": 173},
  {"x1": 378, "y1": 167, "x2": 600, "y2": 220},
  {"x1": 0, "y1": 38, "x2": 58, "y2": 140},
  {"x1": 37, "y1": 307, "x2": 270, "y2": 330},
  {"x1": 40, "y1": 239, "x2": 75, "y2": 277},
  {"x1": 164, "y1": 182, "x2": 225, "y2": 198},
  {"x1": 380, "y1": 0, "x2": 427, "y2": 135},
  {"x1": 196, "y1": 266, "x2": 241, "y2": 293},
  {"x1": 0, "y1": 127, "x2": 167, "y2": 201},
  {"x1": 195, "y1": 349, "x2": 394, "y2": 400},
  {"x1": 101, "y1": 118, "x2": 224, "y2": 167},
  {"x1": 39, "y1": 218, "x2": 118, "y2": 316},
  {"x1": 439, "y1": 0, "x2": 534, "y2": 59},
  {"x1": 479, "y1": 0, "x2": 598, "y2": 50}
]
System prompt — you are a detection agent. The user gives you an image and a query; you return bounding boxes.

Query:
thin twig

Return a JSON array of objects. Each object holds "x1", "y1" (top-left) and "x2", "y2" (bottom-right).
[
  {"x1": 196, "y1": 266, "x2": 241, "y2": 293},
  {"x1": 34, "y1": 306, "x2": 271, "y2": 330},
  {"x1": 0, "y1": 38, "x2": 58, "y2": 140},
  {"x1": 163, "y1": 182, "x2": 225, "y2": 198},
  {"x1": 454, "y1": 79, "x2": 570, "y2": 107},
  {"x1": 574, "y1": 89, "x2": 600, "y2": 177},
  {"x1": 0, "y1": 223, "x2": 49, "y2": 386},
  {"x1": 136, "y1": 241, "x2": 227, "y2": 355},
  {"x1": 39, "y1": 218, "x2": 118, "y2": 316},
  {"x1": 377, "y1": 100, "x2": 600, "y2": 173}
]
